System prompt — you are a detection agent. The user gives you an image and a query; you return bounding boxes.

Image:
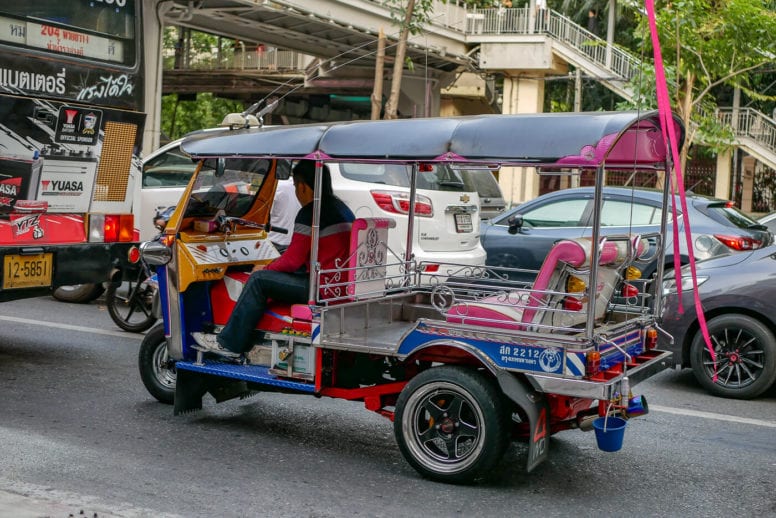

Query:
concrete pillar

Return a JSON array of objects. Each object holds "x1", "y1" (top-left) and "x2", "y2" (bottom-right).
[
  {"x1": 715, "y1": 150, "x2": 732, "y2": 200},
  {"x1": 499, "y1": 75, "x2": 545, "y2": 204},
  {"x1": 396, "y1": 74, "x2": 442, "y2": 118},
  {"x1": 142, "y1": 0, "x2": 173, "y2": 155},
  {"x1": 502, "y1": 74, "x2": 544, "y2": 114}
]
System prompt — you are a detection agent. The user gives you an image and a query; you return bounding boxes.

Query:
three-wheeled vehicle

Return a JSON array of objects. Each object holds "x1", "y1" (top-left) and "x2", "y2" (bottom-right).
[{"x1": 138, "y1": 111, "x2": 682, "y2": 483}]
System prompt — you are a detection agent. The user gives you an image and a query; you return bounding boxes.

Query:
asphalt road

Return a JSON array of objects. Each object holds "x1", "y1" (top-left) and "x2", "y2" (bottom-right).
[{"x1": 1, "y1": 295, "x2": 775, "y2": 517}]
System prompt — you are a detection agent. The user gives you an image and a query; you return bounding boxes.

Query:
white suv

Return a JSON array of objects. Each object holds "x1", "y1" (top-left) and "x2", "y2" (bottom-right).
[
  {"x1": 139, "y1": 142, "x2": 486, "y2": 268},
  {"x1": 329, "y1": 162, "x2": 485, "y2": 269},
  {"x1": 137, "y1": 138, "x2": 196, "y2": 240}
]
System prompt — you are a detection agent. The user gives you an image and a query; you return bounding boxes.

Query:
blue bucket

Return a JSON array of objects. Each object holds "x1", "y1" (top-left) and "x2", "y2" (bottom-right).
[{"x1": 592, "y1": 416, "x2": 627, "y2": 452}]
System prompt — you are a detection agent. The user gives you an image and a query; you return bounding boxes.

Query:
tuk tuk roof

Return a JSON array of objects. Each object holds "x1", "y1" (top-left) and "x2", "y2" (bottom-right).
[{"x1": 181, "y1": 110, "x2": 683, "y2": 169}]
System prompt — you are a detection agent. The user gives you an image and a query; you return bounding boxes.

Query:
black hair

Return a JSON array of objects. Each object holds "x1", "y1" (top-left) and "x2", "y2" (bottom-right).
[{"x1": 292, "y1": 160, "x2": 334, "y2": 197}]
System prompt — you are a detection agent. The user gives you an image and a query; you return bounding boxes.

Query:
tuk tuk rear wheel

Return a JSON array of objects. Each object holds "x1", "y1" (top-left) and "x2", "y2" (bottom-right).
[
  {"x1": 139, "y1": 323, "x2": 176, "y2": 404},
  {"x1": 394, "y1": 366, "x2": 509, "y2": 484}
]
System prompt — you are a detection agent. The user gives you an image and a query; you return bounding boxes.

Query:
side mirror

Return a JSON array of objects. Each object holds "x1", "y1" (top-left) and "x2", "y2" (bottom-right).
[
  {"x1": 507, "y1": 214, "x2": 523, "y2": 235},
  {"x1": 140, "y1": 240, "x2": 172, "y2": 266}
]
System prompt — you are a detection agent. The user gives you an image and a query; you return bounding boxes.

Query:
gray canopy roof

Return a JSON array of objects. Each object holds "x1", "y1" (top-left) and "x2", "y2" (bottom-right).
[{"x1": 181, "y1": 110, "x2": 684, "y2": 169}]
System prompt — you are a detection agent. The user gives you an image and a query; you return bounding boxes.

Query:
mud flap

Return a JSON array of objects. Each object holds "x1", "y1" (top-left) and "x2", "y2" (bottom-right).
[
  {"x1": 496, "y1": 371, "x2": 550, "y2": 473},
  {"x1": 174, "y1": 369, "x2": 207, "y2": 415},
  {"x1": 174, "y1": 369, "x2": 254, "y2": 415}
]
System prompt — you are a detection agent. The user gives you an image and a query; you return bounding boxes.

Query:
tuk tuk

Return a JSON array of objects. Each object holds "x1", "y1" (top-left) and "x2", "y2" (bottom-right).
[{"x1": 138, "y1": 111, "x2": 682, "y2": 483}]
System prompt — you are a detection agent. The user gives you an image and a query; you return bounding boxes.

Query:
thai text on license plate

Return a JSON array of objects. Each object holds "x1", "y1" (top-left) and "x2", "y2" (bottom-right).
[{"x1": 454, "y1": 213, "x2": 473, "y2": 233}]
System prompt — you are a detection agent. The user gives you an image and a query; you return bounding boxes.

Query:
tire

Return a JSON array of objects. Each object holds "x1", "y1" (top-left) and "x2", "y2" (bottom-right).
[
  {"x1": 690, "y1": 314, "x2": 776, "y2": 399},
  {"x1": 52, "y1": 283, "x2": 105, "y2": 303},
  {"x1": 106, "y1": 270, "x2": 157, "y2": 333},
  {"x1": 394, "y1": 366, "x2": 510, "y2": 484},
  {"x1": 139, "y1": 323, "x2": 176, "y2": 404}
]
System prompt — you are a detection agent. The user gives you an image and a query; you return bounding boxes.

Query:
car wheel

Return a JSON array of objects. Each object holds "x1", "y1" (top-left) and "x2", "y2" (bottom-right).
[
  {"x1": 394, "y1": 366, "x2": 510, "y2": 484},
  {"x1": 52, "y1": 283, "x2": 105, "y2": 303},
  {"x1": 138, "y1": 323, "x2": 176, "y2": 404},
  {"x1": 690, "y1": 314, "x2": 776, "y2": 399}
]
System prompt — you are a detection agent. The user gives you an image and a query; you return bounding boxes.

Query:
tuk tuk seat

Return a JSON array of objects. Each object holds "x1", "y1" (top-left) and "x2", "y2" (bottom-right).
[
  {"x1": 446, "y1": 237, "x2": 635, "y2": 331},
  {"x1": 210, "y1": 217, "x2": 395, "y2": 334}
]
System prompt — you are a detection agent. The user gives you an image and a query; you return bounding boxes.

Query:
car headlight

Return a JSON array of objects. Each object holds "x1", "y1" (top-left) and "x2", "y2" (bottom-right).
[{"x1": 662, "y1": 275, "x2": 709, "y2": 295}]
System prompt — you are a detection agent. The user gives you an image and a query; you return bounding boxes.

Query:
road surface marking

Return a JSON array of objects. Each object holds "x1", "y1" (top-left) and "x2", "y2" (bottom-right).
[
  {"x1": 0, "y1": 315, "x2": 144, "y2": 341},
  {"x1": 650, "y1": 404, "x2": 776, "y2": 428},
  {"x1": 3, "y1": 315, "x2": 775, "y2": 429}
]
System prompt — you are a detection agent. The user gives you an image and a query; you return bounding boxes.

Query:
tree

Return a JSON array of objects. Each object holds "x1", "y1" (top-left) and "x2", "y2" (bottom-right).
[
  {"x1": 162, "y1": 93, "x2": 243, "y2": 141},
  {"x1": 383, "y1": 0, "x2": 434, "y2": 119},
  {"x1": 620, "y1": 0, "x2": 776, "y2": 171},
  {"x1": 161, "y1": 26, "x2": 243, "y2": 139}
]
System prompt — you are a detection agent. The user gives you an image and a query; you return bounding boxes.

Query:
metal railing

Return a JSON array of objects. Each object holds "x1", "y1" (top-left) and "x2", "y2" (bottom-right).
[
  {"x1": 716, "y1": 107, "x2": 776, "y2": 153},
  {"x1": 164, "y1": 44, "x2": 313, "y2": 72},
  {"x1": 165, "y1": 2, "x2": 776, "y2": 170},
  {"x1": 461, "y1": 7, "x2": 639, "y2": 82}
]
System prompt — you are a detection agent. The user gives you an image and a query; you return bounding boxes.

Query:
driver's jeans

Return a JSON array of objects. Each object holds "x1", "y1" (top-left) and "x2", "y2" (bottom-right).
[{"x1": 217, "y1": 269, "x2": 309, "y2": 354}]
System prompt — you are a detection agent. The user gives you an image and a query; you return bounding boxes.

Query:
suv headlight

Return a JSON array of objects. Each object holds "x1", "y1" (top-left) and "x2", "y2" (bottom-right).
[{"x1": 662, "y1": 275, "x2": 709, "y2": 296}]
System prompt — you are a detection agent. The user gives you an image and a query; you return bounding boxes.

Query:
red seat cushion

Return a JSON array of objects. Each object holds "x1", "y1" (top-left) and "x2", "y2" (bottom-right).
[{"x1": 211, "y1": 273, "x2": 311, "y2": 333}]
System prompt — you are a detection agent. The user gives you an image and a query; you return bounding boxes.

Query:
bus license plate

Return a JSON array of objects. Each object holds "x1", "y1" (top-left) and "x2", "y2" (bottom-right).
[
  {"x1": 455, "y1": 213, "x2": 473, "y2": 233},
  {"x1": 3, "y1": 253, "x2": 53, "y2": 289}
]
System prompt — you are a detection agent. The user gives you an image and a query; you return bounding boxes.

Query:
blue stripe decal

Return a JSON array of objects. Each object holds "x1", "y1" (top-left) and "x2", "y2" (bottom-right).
[
  {"x1": 399, "y1": 327, "x2": 572, "y2": 376},
  {"x1": 265, "y1": 310, "x2": 293, "y2": 324},
  {"x1": 398, "y1": 323, "x2": 645, "y2": 377}
]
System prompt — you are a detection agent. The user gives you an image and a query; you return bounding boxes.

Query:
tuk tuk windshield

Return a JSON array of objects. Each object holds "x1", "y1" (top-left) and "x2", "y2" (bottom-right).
[{"x1": 184, "y1": 158, "x2": 271, "y2": 219}]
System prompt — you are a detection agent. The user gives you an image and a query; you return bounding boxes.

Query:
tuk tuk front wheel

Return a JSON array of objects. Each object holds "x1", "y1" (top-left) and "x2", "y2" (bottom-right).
[
  {"x1": 394, "y1": 366, "x2": 510, "y2": 484},
  {"x1": 139, "y1": 323, "x2": 176, "y2": 404}
]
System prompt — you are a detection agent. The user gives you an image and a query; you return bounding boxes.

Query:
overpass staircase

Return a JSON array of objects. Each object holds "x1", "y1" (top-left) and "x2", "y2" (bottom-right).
[{"x1": 463, "y1": 6, "x2": 776, "y2": 171}]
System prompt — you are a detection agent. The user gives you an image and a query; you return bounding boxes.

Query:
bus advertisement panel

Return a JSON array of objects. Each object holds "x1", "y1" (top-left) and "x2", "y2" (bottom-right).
[{"x1": 0, "y1": 0, "x2": 145, "y2": 302}]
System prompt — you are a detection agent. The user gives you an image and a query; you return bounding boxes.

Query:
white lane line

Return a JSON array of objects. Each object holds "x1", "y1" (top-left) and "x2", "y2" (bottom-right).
[
  {"x1": 650, "y1": 404, "x2": 776, "y2": 428},
  {"x1": 0, "y1": 315, "x2": 143, "y2": 341},
  {"x1": 2, "y1": 315, "x2": 775, "y2": 428}
]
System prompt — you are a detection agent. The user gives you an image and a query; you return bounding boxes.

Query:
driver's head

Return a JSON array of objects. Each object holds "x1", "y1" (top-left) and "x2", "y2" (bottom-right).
[{"x1": 292, "y1": 160, "x2": 333, "y2": 202}]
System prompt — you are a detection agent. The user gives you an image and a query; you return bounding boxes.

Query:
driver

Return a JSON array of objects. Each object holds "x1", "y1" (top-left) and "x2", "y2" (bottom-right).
[{"x1": 192, "y1": 160, "x2": 355, "y2": 358}]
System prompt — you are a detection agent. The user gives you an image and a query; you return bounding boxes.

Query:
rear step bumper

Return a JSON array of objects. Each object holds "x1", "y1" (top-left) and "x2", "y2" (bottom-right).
[{"x1": 524, "y1": 350, "x2": 673, "y2": 400}]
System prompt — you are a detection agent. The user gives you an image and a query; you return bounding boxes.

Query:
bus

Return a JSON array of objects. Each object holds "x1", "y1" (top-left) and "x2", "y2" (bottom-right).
[{"x1": 0, "y1": 0, "x2": 145, "y2": 302}]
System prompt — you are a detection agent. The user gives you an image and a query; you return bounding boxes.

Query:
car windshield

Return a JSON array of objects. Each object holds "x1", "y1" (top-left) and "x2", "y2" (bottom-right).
[
  {"x1": 339, "y1": 163, "x2": 466, "y2": 191},
  {"x1": 142, "y1": 144, "x2": 195, "y2": 188},
  {"x1": 184, "y1": 158, "x2": 270, "y2": 219}
]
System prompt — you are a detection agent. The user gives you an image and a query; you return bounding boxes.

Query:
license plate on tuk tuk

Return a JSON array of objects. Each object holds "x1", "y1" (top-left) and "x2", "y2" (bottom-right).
[
  {"x1": 454, "y1": 213, "x2": 473, "y2": 233},
  {"x1": 3, "y1": 253, "x2": 53, "y2": 289}
]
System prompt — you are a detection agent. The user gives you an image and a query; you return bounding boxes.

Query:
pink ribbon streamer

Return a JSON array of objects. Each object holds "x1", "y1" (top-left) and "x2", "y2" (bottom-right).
[{"x1": 645, "y1": 0, "x2": 717, "y2": 376}]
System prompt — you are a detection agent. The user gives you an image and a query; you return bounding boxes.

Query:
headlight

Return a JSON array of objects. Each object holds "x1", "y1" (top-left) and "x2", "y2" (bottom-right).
[{"x1": 662, "y1": 275, "x2": 709, "y2": 295}]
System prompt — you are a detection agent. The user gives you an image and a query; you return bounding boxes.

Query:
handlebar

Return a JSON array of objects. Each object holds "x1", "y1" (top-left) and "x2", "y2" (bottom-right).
[{"x1": 216, "y1": 215, "x2": 288, "y2": 235}]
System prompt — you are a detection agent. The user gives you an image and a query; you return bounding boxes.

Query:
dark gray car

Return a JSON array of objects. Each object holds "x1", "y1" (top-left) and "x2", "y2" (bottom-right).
[
  {"x1": 660, "y1": 245, "x2": 776, "y2": 399},
  {"x1": 481, "y1": 186, "x2": 772, "y2": 282}
]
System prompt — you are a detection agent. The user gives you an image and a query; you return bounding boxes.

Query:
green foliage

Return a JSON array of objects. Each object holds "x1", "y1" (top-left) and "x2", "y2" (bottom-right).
[
  {"x1": 161, "y1": 93, "x2": 244, "y2": 140},
  {"x1": 619, "y1": 0, "x2": 776, "y2": 154},
  {"x1": 386, "y1": 0, "x2": 435, "y2": 35}
]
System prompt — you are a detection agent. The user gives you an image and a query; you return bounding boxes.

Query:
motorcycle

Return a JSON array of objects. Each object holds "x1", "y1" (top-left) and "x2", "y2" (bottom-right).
[
  {"x1": 105, "y1": 207, "x2": 173, "y2": 333},
  {"x1": 136, "y1": 111, "x2": 683, "y2": 483}
]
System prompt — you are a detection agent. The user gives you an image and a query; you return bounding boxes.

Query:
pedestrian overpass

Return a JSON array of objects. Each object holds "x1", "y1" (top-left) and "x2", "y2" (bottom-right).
[{"x1": 145, "y1": 0, "x2": 776, "y2": 205}]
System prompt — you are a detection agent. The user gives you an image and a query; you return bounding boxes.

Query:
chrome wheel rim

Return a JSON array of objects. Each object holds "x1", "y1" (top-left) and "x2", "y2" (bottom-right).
[
  {"x1": 401, "y1": 381, "x2": 485, "y2": 474},
  {"x1": 152, "y1": 340, "x2": 176, "y2": 389}
]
